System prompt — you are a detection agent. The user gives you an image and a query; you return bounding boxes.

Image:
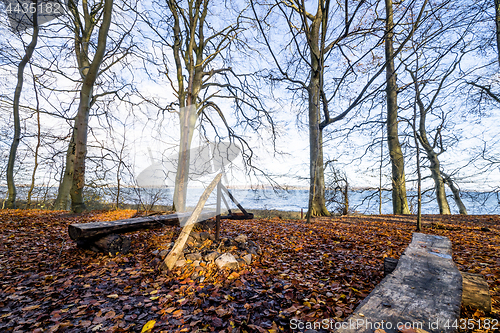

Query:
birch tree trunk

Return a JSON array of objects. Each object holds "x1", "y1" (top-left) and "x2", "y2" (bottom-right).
[
  {"x1": 5, "y1": 3, "x2": 39, "y2": 209},
  {"x1": 385, "y1": 0, "x2": 410, "y2": 214}
]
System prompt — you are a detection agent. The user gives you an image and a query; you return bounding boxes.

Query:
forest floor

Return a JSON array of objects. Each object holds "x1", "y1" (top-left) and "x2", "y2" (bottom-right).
[{"x1": 0, "y1": 209, "x2": 498, "y2": 333}]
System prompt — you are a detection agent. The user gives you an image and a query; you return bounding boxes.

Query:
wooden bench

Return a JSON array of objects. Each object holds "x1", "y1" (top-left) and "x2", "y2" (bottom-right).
[
  {"x1": 68, "y1": 210, "x2": 216, "y2": 254},
  {"x1": 335, "y1": 233, "x2": 463, "y2": 333}
]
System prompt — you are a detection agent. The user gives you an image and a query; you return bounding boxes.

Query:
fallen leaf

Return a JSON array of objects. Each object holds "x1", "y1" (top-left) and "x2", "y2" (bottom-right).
[{"x1": 141, "y1": 320, "x2": 156, "y2": 333}]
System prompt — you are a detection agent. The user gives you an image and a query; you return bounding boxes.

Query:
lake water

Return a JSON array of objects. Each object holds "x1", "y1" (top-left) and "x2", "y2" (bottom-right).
[
  {"x1": 2, "y1": 186, "x2": 499, "y2": 215},
  {"x1": 117, "y1": 187, "x2": 499, "y2": 215}
]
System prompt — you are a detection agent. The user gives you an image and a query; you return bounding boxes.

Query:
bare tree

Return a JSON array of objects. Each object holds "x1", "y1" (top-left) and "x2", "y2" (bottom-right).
[
  {"x1": 51, "y1": 0, "x2": 137, "y2": 212},
  {"x1": 398, "y1": 0, "x2": 480, "y2": 215},
  {"x1": 5, "y1": 0, "x2": 39, "y2": 209},
  {"x1": 69, "y1": 0, "x2": 114, "y2": 213},
  {"x1": 139, "y1": 0, "x2": 275, "y2": 212},
  {"x1": 251, "y1": 0, "x2": 430, "y2": 218},
  {"x1": 384, "y1": 0, "x2": 410, "y2": 214}
]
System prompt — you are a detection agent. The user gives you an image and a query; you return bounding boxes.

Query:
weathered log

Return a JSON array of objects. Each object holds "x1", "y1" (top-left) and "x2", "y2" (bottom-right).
[
  {"x1": 68, "y1": 210, "x2": 216, "y2": 241},
  {"x1": 77, "y1": 234, "x2": 131, "y2": 255},
  {"x1": 461, "y1": 272, "x2": 492, "y2": 313},
  {"x1": 336, "y1": 233, "x2": 462, "y2": 333},
  {"x1": 383, "y1": 258, "x2": 492, "y2": 313},
  {"x1": 383, "y1": 257, "x2": 399, "y2": 277}
]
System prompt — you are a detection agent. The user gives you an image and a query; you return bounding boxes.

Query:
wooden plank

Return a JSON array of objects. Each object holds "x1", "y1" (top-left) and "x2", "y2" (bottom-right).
[
  {"x1": 68, "y1": 210, "x2": 216, "y2": 241},
  {"x1": 335, "y1": 233, "x2": 462, "y2": 333},
  {"x1": 461, "y1": 272, "x2": 492, "y2": 313}
]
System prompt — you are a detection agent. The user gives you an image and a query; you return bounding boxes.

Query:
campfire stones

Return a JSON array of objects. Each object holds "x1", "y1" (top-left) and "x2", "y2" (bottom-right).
[
  {"x1": 204, "y1": 251, "x2": 220, "y2": 262},
  {"x1": 235, "y1": 234, "x2": 247, "y2": 243},
  {"x1": 155, "y1": 234, "x2": 260, "y2": 272},
  {"x1": 185, "y1": 253, "x2": 202, "y2": 261},
  {"x1": 243, "y1": 253, "x2": 252, "y2": 265},
  {"x1": 215, "y1": 253, "x2": 239, "y2": 270}
]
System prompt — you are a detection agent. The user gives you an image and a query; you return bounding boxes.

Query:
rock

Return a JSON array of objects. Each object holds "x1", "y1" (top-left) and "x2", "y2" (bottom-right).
[
  {"x1": 186, "y1": 253, "x2": 202, "y2": 261},
  {"x1": 236, "y1": 258, "x2": 246, "y2": 267},
  {"x1": 235, "y1": 234, "x2": 247, "y2": 243},
  {"x1": 159, "y1": 249, "x2": 169, "y2": 259},
  {"x1": 192, "y1": 260, "x2": 200, "y2": 267},
  {"x1": 254, "y1": 243, "x2": 262, "y2": 255},
  {"x1": 237, "y1": 242, "x2": 248, "y2": 251},
  {"x1": 187, "y1": 236, "x2": 196, "y2": 247},
  {"x1": 152, "y1": 249, "x2": 159, "y2": 256},
  {"x1": 152, "y1": 257, "x2": 160, "y2": 266},
  {"x1": 200, "y1": 232, "x2": 210, "y2": 241},
  {"x1": 175, "y1": 259, "x2": 187, "y2": 267},
  {"x1": 243, "y1": 253, "x2": 252, "y2": 265},
  {"x1": 248, "y1": 247, "x2": 258, "y2": 256},
  {"x1": 248, "y1": 240, "x2": 262, "y2": 254},
  {"x1": 204, "y1": 251, "x2": 220, "y2": 262},
  {"x1": 209, "y1": 234, "x2": 216, "y2": 241},
  {"x1": 191, "y1": 231, "x2": 201, "y2": 241},
  {"x1": 215, "y1": 253, "x2": 239, "y2": 270}
]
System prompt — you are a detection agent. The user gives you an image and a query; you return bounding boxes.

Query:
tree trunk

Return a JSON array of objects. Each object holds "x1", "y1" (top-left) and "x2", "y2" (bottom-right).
[
  {"x1": 385, "y1": 0, "x2": 410, "y2": 215},
  {"x1": 307, "y1": 79, "x2": 330, "y2": 217},
  {"x1": 26, "y1": 68, "x2": 41, "y2": 209},
  {"x1": 5, "y1": 5, "x2": 39, "y2": 209},
  {"x1": 442, "y1": 172, "x2": 467, "y2": 215},
  {"x1": 54, "y1": 130, "x2": 76, "y2": 210},
  {"x1": 306, "y1": 7, "x2": 330, "y2": 219},
  {"x1": 172, "y1": 104, "x2": 198, "y2": 212},
  {"x1": 426, "y1": 151, "x2": 451, "y2": 214},
  {"x1": 70, "y1": 0, "x2": 114, "y2": 213},
  {"x1": 495, "y1": 0, "x2": 500, "y2": 66},
  {"x1": 343, "y1": 180, "x2": 349, "y2": 215},
  {"x1": 414, "y1": 100, "x2": 422, "y2": 231}
]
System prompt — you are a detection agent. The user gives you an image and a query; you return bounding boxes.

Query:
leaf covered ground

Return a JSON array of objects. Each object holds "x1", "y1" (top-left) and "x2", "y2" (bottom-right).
[{"x1": 0, "y1": 210, "x2": 498, "y2": 332}]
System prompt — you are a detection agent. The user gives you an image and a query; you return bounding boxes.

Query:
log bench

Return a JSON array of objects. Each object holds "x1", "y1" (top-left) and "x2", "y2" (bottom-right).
[
  {"x1": 68, "y1": 210, "x2": 216, "y2": 255},
  {"x1": 335, "y1": 233, "x2": 464, "y2": 333}
]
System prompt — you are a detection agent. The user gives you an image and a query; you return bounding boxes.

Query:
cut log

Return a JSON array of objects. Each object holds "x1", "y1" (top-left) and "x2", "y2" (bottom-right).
[
  {"x1": 68, "y1": 210, "x2": 216, "y2": 241},
  {"x1": 383, "y1": 257, "x2": 399, "y2": 277},
  {"x1": 77, "y1": 234, "x2": 131, "y2": 255},
  {"x1": 461, "y1": 272, "x2": 492, "y2": 313},
  {"x1": 336, "y1": 233, "x2": 462, "y2": 333}
]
